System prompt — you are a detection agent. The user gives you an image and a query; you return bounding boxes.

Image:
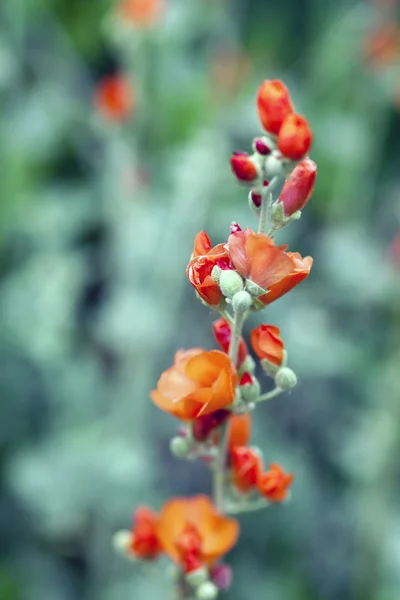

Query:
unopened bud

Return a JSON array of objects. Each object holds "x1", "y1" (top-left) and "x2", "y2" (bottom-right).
[
  {"x1": 232, "y1": 291, "x2": 252, "y2": 313},
  {"x1": 278, "y1": 113, "x2": 313, "y2": 160},
  {"x1": 239, "y1": 373, "x2": 261, "y2": 402},
  {"x1": 264, "y1": 151, "x2": 284, "y2": 178},
  {"x1": 112, "y1": 530, "x2": 132, "y2": 556},
  {"x1": 278, "y1": 157, "x2": 317, "y2": 216},
  {"x1": 238, "y1": 354, "x2": 256, "y2": 375},
  {"x1": 211, "y1": 265, "x2": 222, "y2": 284},
  {"x1": 253, "y1": 137, "x2": 272, "y2": 156},
  {"x1": 249, "y1": 190, "x2": 262, "y2": 209},
  {"x1": 275, "y1": 367, "x2": 297, "y2": 391},
  {"x1": 260, "y1": 358, "x2": 280, "y2": 377},
  {"x1": 186, "y1": 566, "x2": 209, "y2": 588},
  {"x1": 219, "y1": 270, "x2": 244, "y2": 298},
  {"x1": 196, "y1": 581, "x2": 219, "y2": 600},
  {"x1": 170, "y1": 436, "x2": 192, "y2": 459}
]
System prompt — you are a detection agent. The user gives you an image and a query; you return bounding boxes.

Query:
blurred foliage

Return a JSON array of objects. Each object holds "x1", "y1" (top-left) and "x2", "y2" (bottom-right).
[{"x1": 1, "y1": 0, "x2": 400, "y2": 600}]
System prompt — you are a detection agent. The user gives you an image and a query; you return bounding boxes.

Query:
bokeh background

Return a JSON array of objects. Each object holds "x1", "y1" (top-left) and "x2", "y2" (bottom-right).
[{"x1": 1, "y1": 0, "x2": 400, "y2": 598}]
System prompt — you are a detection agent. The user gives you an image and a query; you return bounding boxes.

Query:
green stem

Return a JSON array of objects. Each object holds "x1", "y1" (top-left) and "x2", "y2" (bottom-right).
[
  {"x1": 213, "y1": 309, "x2": 246, "y2": 510},
  {"x1": 258, "y1": 387, "x2": 283, "y2": 403}
]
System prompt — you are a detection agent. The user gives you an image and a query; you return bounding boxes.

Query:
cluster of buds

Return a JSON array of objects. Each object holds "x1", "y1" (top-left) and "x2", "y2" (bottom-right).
[
  {"x1": 230, "y1": 80, "x2": 316, "y2": 233},
  {"x1": 115, "y1": 79, "x2": 317, "y2": 599}
]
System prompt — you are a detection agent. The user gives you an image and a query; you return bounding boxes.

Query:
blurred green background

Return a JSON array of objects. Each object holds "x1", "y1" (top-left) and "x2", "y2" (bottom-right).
[{"x1": 1, "y1": 0, "x2": 400, "y2": 599}]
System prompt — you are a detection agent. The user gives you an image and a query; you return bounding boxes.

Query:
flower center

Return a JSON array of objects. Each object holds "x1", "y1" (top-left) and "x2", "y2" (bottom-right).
[{"x1": 175, "y1": 522, "x2": 203, "y2": 573}]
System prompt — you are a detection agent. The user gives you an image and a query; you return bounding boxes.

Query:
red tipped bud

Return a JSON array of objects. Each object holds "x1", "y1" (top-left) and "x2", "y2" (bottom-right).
[
  {"x1": 278, "y1": 113, "x2": 313, "y2": 160},
  {"x1": 250, "y1": 191, "x2": 262, "y2": 208},
  {"x1": 278, "y1": 158, "x2": 317, "y2": 216},
  {"x1": 230, "y1": 152, "x2": 259, "y2": 183},
  {"x1": 239, "y1": 372, "x2": 252, "y2": 386},
  {"x1": 254, "y1": 138, "x2": 272, "y2": 155},
  {"x1": 257, "y1": 80, "x2": 294, "y2": 135}
]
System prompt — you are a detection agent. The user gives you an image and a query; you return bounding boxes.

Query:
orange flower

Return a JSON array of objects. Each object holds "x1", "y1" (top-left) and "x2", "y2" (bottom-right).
[
  {"x1": 230, "y1": 152, "x2": 259, "y2": 183},
  {"x1": 187, "y1": 235, "x2": 231, "y2": 306},
  {"x1": 157, "y1": 496, "x2": 239, "y2": 572},
  {"x1": 278, "y1": 157, "x2": 317, "y2": 216},
  {"x1": 227, "y1": 413, "x2": 251, "y2": 454},
  {"x1": 250, "y1": 324, "x2": 284, "y2": 366},
  {"x1": 150, "y1": 349, "x2": 237, "y2": 420},
  {"x1": 130, "y1": 507, "x2": 162, "y2": 559},
  {"x1": 258, "y1": 463, "x2": 294, "y2": 502},
  {"x1": 231, "y1": 446, "x2": 263, "y2": 493},
  {"x1": 95, "y1": 75, "x2": 134, "y2": 121},
  {"x1": 118, "y1": 0, "x2": 163, "y2": 27},
  {"x1": 256, "y1": 80, "x2": 294, "y2": 135},
  {"x1": 227, "y1": 228, "x2": 294, "y2": 292},
  {"x1": 278, "y1": 113, "x2": 313, "y2": 160},
  {"x1": 212, "y1": 317, "x2": 248, "y2": 367},
  {"x1": 258, "y1": 252, "x2": 313, "y2": 305}
]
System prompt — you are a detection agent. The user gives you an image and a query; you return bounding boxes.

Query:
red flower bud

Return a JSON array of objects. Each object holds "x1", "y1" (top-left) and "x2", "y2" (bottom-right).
[
  {"x1": 95, "y1": 75, "x2": 134, "y2": 122},
  {"x1": 278, "y1": 113, "x2": 313, "y2": 160},
  {"x1": 257, "y1": 80, "x2": 294, "y2": 135},
  {"x1": 230, "y1": 221, "x2": 242, "y2": 234},
  {"x1": 230, "y1": 152, "x2": 259, "y2": 182},
  {"x1": 231, "y1": 446, "x2": 263, "y2": 493},
  {"x1": 250, "y1": 191, "x2": 262, "y2": 208},
  {"x1": 257, "y1": 463, "x2": 294, "y2": 502},
  {"x1": 278, "y1": 158, "x2": 316, "y2": 216},
  {"x1": 250, "y1": 325, "x2": 284, "y2": 366},
  {"x1": 212, "y1": 318, "x2": 248, "y2": 367}
]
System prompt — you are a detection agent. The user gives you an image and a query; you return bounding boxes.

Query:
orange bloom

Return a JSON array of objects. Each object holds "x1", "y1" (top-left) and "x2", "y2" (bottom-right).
[
  {"x1": 278, "y1": 157, "x2": 317, "y2": 216},
  {"x1": 227, "y1": 413, "x2": 251, "y2": 454},
  {"x1": 230, "y1": 152, "x2": 259, "y2": 183},
  {"x1": 231, "y1": 446, "x2": 263, "y2": 493},
  {"x1": 212, "y1": 317, "x2": 248, "y2": 367},
  {"x1": 187, "y1": 235, "x2": 231, "y2": 306},
  {"x1": 258, "y1": 463, "x2": 294, "y2": 502},
  {"x1": 118, "y1": 0, "x2": 163, "y2": 27},
  {"x1": 258, "y1": 252, "x2": 313, "y2": 305},
  {"x1": 95, "y1": 75, "x2": 134, "y2": 121},
  {"x1": 278, "y1": 113, "x2": 313, "y2": 161},
  {"x1": 157, "y1": 496, "x2": 239, "y2": 572},
  {"x1": 227, "y1": 228, "x2": 294, "y2": 291},
  {"x1": 130, "y1": 507, "x2": 162, "y2": 559},
  {"x1": 250, "y1": 324, "x2": 284, "y2": 366},
  {"x1": 151, "y1": 349, "x2": 237, "y2": 420},
  {"x1": 256, "y1": 80, "x2": 294, "y2": 135}
]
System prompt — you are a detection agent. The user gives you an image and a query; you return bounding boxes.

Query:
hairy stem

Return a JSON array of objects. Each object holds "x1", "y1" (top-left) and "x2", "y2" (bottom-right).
[
  {"x1": 257, "y1": 176, "x2": 278, "y2": 235},
  {"x1": 258, "y1": 386, "x2": 283, "y2": 403}
]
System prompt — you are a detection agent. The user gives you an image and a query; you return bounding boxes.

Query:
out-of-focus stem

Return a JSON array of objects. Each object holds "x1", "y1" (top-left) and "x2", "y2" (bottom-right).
[{"x1": 258, "y1": 387, "x2": 283, "y2": 403}]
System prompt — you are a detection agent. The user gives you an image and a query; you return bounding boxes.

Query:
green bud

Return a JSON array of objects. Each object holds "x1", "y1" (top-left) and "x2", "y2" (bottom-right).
[
  {"x1": 260, "y1": 358, "x2": 280, "y2": 377},
  {"x1": 264, "y1": 151, "x2": 284, "y2": 178},
  {"x1": 185, "y1": 566, "x2": 209, "y2": 588},
  {"x1": 245, "y1": 279, "x2": 267, "y2": 297},
  {"x1": 232, "y1": 290, "x2": 252, "y2": 313},
  {"x1": 275, "y1": 367, "x2": 297, "y2": 391},
  {"x1": 238, "y1": 355, "x2": 256, "y2": 375},
  {"x1": 170, "y1": 436, "x2": 192, "y2": 459},
  {"x1": 112, "y1": 530, "x2": 132, "y2": 556},
  {"x1": 239, "y1": 376, "x2": 261, "y2": 403},
  {"x1": 219, "y1": 270, "x2": 244, "y2": 298},
  {"x1": 196, "y1": 581, "x2": 219, "y2": 600}
]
